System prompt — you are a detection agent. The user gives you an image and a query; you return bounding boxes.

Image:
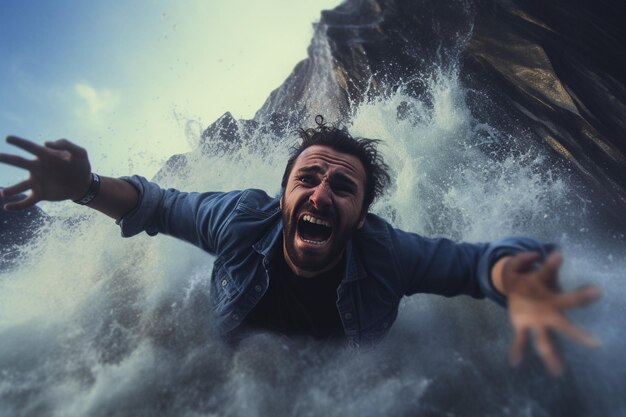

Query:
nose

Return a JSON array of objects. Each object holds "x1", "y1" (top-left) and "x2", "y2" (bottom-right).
[{"x1": 309, "y1": 182, "x2": 332, "y2": 210}]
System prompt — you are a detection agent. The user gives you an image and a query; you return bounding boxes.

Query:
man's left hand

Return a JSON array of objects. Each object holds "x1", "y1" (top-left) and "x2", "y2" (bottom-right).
[{"x1": 492, "y1": 251, "x2": 600, "y2": 376}]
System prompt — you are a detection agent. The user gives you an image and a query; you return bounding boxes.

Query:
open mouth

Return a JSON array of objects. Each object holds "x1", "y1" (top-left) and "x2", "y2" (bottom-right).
[{"x1": 297, "y1": 214, "x2": 333, "y2": 245}]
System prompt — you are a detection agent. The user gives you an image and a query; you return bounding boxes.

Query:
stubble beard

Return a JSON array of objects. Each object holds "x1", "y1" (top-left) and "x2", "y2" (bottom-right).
[{"x1": 281, "y1": 200, "x2": 357, "y2": 275}]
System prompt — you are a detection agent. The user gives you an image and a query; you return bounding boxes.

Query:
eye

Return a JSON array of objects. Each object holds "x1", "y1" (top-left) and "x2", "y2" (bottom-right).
[
  {"x1": 298, "y1": 175, "x2": 316, "y2": 185},
  {"x1": 334, "y1": 187, "x2": 352, "y2": 196},
  {"x1": 331, "y1": 182, "x2": 355, "y2": 196}
]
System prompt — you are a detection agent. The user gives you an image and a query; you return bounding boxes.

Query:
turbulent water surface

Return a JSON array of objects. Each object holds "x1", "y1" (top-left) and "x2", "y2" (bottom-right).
[{"x1": 2, "y1": 27, "x2": 626, "y2": 417}]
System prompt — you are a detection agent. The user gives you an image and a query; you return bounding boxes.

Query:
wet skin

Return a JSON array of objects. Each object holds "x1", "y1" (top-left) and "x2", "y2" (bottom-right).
[{"x1": 280, "y1": 145, "x2": 367, "y2": 277}]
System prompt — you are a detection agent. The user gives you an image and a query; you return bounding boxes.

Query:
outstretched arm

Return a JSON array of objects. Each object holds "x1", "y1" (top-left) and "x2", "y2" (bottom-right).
[
  {"x1": 0, "y1": 136, "x2": 138, "y2": 220},
  {"x1": 491, "y1": 252, "x2": 600, "y2": 376}
]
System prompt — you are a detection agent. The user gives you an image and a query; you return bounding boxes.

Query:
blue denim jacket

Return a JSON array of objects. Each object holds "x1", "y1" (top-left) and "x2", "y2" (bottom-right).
[{"x1": 118, "y1": 176, "x2": 548, "y2": 345}]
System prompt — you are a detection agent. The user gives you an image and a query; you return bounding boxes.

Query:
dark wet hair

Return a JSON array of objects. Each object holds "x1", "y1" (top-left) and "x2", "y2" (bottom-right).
[{"x1": 281, "y1": 115, "x2": 391, "y2": 213}]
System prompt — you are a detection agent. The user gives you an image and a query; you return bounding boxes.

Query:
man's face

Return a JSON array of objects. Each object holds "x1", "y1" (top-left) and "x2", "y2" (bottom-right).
[{"x1": 281, "y1": 145, "x2": 367, "y2": 277}]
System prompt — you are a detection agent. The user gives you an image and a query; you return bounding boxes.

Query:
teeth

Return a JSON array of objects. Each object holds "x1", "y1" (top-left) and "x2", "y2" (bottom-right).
[
  {"x1": 302, "y1": 214, "x2": 331, "y2": 227},
  {"x1": 301, "y1": 238, "x2": 328, "y2": 245}
]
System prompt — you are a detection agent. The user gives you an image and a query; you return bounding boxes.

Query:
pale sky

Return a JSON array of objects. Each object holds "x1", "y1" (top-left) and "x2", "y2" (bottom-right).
[{"x1": 0, "y1": 0, "x2": 342, "y2": 185}]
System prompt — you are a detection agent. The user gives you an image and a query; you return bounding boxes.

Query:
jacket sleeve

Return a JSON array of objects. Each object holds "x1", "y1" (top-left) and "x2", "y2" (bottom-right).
[
  {"x1": 392, "y1": 227, "x2": 554, "y2": 307},
  {"x1": 115, "y1": 175, "x2": 244, "y2": 254}
]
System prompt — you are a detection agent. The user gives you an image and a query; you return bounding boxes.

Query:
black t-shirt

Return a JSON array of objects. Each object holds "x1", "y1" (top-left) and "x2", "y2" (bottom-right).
[{"x1": 243, "y1": 245, "x2": 345, "y2": 340}]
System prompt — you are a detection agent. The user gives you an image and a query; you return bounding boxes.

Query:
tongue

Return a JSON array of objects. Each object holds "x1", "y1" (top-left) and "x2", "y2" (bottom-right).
[{"x1": 299, "y1": 220, "x2": 331, "y2": 242}]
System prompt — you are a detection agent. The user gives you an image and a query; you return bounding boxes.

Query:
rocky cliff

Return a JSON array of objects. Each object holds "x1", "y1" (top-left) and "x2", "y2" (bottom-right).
[{"x1": 163, "y1": 0, "x2": 625, "y2": 227}]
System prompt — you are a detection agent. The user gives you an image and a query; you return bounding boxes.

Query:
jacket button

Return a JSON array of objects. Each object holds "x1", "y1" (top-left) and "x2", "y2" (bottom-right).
[
  {"x1": 344, "y1": 313, "x2": 352, "y2": 320},
  {"x1": 232, "y1": 313, "x2": 240, "y2": 321},
  {"x1": 254, "y1": 285, "x2": 263, "y2": 292},
  {"x1": 221, "y1": 279, "x2": 228, "y2": 287}
]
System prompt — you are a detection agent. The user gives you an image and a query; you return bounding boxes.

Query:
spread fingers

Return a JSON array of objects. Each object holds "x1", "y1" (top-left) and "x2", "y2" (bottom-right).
[
  {"x1": 510, "y1": 327, "x2": 528, "y2": 367},
  {"x1": 44, "y1": 139, "x2": 87, "y2": 158},
  {"x1": 3, "y1": 193, "x2": 38, "y2": 211},
  {"x1": 0, "y1": 153, "x2": 33, "y2": 170},
  {"x1": 508, "y1": 251, "x2": 541, "y2": 273},
  {"x1": 0, "y1": 180, "x2": 31, "y2": 198},
  {"x1": 533, "y1": 327, "x2": 563, "y2": 376},
  {"x1": 536, "y1": 251, "x2": 562, "y2": 283},
  {"x1": 553, "y1": 316, "x2": 600, "y2": 348},
  {"x1": 6, "y1": 136, "x2": 49, "y2": 158},
  {"x1": 555, "y1": 286, "x2": 601, "y2": 309}
]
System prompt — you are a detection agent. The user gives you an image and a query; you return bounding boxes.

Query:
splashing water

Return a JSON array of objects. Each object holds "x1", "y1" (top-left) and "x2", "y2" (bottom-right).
[{"x1": 1, "y1": 66, "x2": 625, "y2": 417}]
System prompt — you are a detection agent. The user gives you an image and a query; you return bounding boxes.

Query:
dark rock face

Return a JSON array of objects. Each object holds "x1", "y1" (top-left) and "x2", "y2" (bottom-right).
[
  {"x1": 164, "y1": 0, "x2": 625, "y2": 226},
  {"x1": 464, "y1": 0, "x2": 626, "y2": 227},
  {"x1": 198, "y1": 112, "x2": 296, "y2": 154},
  {"x1": 0, "y1": 192, "x2": 47, "y2": 271}
]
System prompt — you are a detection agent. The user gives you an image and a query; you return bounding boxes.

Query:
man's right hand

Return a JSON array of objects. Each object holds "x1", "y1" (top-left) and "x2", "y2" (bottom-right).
[{"x1": 0, "y1": 136, "x2": 92, "y2": 210}]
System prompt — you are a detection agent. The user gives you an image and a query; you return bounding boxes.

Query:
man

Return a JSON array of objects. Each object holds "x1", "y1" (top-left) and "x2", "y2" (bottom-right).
[{"x1": 0, "y1": 117, "x2": 600, "y2": 376}]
